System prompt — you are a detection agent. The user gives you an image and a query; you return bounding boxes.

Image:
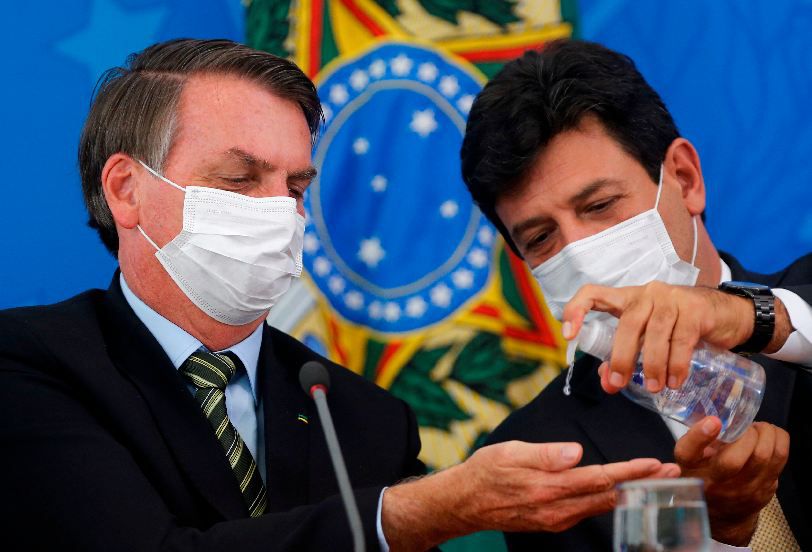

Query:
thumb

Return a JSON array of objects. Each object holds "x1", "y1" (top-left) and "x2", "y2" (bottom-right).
[
  {"x1": 534, "y1": 442, "x2": 584, "y2": 471},
  {"x1": 674, "y1": 416, "x2": 722, "y2": 468}
]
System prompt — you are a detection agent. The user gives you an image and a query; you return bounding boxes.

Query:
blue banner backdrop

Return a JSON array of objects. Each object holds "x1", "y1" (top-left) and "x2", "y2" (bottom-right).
[{"x1": 1, "y1": 0, "x2": 810, "y2": 309}]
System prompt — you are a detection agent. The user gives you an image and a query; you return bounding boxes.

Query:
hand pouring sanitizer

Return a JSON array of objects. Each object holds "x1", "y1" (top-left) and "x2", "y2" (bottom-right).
[{"x1": 571, "y1": 320, "x2": 765, "y2": 442}]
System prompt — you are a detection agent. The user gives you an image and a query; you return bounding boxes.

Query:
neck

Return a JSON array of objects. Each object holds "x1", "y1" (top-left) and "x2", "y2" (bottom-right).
[
  {"x1": 119, "y1": 248, "x2": 265, "y2": 351},
  {"x1": 692, "y1": 220, "x2": 722, "y2": 287}
]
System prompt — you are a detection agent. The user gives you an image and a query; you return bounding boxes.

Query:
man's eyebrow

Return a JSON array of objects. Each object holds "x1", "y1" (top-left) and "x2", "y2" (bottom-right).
[
  {"x1": 568, "y1": 178, "x2": 623, "y2": 205},
  {"x1": 289, "y1": 166, "x2": 317, "y2": 181},
  {"x1": 225, "y1": 147, "x2": 274, "y2": 171},
  {"x1": 224, "y1": 147, "x2": 317, "y2": 180},
  {"x1": 509, "y1": 178, "x2": 623, "y2": 238}
]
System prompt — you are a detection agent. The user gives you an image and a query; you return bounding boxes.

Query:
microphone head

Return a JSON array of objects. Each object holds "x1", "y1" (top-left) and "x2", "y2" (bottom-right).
[{"x1": 299, "y1": 361, "x2": 331, "y2": 396}]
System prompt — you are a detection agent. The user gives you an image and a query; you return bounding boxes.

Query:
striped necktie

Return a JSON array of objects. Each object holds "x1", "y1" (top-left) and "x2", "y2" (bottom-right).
[{"x1": 180, "y1": 350, "x2": 267, "y2": 517}]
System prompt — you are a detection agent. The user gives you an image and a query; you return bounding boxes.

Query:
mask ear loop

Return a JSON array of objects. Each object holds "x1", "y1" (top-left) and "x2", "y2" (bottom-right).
[
  {"x1": 656, "y1": 163, "x2": 699, "y2": 266},
  {"x1": 137, "y1": 225, "x2": 161, "y2": 251},
  {"x1": 138, "y1": 159, "x2": 186, "y2": 192},
  {"x1": 654, "y1": 163, "x2": 665, "y2": 210},
  {"x1": 135, "y1": 159, "x2": 186, "y2": 252}
]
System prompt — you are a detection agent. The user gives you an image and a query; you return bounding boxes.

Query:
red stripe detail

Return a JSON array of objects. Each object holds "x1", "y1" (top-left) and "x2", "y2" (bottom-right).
[
  {"x1": 472, "y1": 304, "x2": 500, "y2": 317},
  {"x1": 339, "y1": 0, "x2": 386, "y2": 36},
  {"x1": 375, "y1": 342, "x2": 401, "y2": 378},
  {"x1": 327, "y1": 317, "x2": 348, "y2": 365},
  {"x1": 309, "y1": 384, "x2": 328, "y2": 396},
  {"x1": 459, "y1": 44, "x2": 545, "y2": 64},
  {"x1": 507, "y1": 249, "x2": 558, "y2": 347},
  {"x1": 309, "y1": 0, "x2": 324, "y2": 77}
]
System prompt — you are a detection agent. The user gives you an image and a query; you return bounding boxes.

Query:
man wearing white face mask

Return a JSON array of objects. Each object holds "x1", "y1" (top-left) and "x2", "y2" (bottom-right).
[
  {"x1": 0, "y1": 39, "x2": 682, "y2": 551},
  {"x1": 462, "y1": 40, "x2": 812, "y2": 550}
]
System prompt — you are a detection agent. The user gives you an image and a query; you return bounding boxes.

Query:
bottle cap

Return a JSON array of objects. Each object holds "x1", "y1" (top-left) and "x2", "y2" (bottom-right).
[{"x1": 576, "y1": 321, "x2": 615, "y2": 361}]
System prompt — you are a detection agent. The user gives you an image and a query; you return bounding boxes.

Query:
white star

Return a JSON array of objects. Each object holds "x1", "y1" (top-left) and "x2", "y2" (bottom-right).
[
  {"x1": 313, "y1": 257, "x2": 332, "y2": 276},
  {"x1": 478, "y1": 226, "x2": 495, "y2": 246},
  {"x1": 417, "y1": 62, "x2": 438, "y2": 82},
  {"x1": 384, "y1": 302, "x2": 401, "y2": 322},
  {"x1": 457, "y1": 94, "x2": 474, "y2": 114},
  {"x1": 368, "y1": 301, "x2": 383, "y2": 320},
  {"x1": 430, "y1": 284, "x2": 453, "y2": 308},
  {"x1": 353, "y1": 137, "x2": 370, "y2": 155},
  {"x1": 467, "y1": 248, "x2": 488, "y2": 268},
  {"x1": 410, "y1": 109, "x2": 438, "y2": 138},
  {"x1": 439, "y1": 75, "x2": 460, "y2": 97},
  {"x1": 303, "y1": 232, "x2": 319, "y2": 254},
  {"x1": 371, "y1": 174, "x2": 388, "y2": 192},
  {"x1": 329, "y1": 84, "x2": 349, "y2": 105},
  {"x1": 406, "y1": 297, "x2": 428, "y2": 318},
  {"x1": 369, "y1": 59, "x2": 386, "y2": 78},
  {"x1": 328, "y1": 275, "x2": 346, "y2": 295},
  {"x1": 452, "y1": 268, "x2": 474, "y2": 289},
  {"x1": 349, "y1": 69, "x2": 369, "y2": 91},
  {"x1": 322, "y1": 104, "x2": 333, "y2": 123},
  {"x1": 390, "y1": 54, "x2": 413, "y2": 77},
  {"x1": 439, "y1": 200, "x2": 459, "y2": 219},
  {"x1": 344, "y1": 291, "x2": 364, "y2": 311},
  {"x1": 358, "y1": 237, "x2": 386, "y2": 268}
]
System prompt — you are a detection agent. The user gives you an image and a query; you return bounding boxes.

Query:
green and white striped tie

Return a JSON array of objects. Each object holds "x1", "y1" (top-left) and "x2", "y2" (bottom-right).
[{"x1": 180, "y1": 350, "x2": 267, "y2": 518}]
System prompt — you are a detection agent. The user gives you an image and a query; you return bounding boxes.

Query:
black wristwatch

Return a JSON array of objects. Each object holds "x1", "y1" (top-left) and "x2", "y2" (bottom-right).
[{"x1": 718, "y1": 281, "x2": 775, "y2": 354}]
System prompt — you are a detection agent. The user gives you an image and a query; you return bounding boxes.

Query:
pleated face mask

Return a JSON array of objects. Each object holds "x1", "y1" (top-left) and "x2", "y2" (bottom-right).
[
  {"x1": 136, "y1": 160, "x2": 304, "y2": 326},
  {"x1": 531, "y1": 164, "x2": 699, "y2": 325}
]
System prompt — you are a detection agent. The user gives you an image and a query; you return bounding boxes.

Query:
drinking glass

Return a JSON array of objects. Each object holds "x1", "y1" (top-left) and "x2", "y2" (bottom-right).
[{"x1": 614, "y1": 478, "x2": 711, "y2": 552}]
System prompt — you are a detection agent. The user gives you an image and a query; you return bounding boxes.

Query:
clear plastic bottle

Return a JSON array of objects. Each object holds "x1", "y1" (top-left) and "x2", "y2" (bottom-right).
[{"x1": 573, "y1": 320, "x2": 765, "y2": 443}]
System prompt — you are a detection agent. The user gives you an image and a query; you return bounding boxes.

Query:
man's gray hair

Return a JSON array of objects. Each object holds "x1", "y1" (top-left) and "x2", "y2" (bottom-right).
[{"x1": 78, "y1": 38, "x2": 322, "y2": 256}]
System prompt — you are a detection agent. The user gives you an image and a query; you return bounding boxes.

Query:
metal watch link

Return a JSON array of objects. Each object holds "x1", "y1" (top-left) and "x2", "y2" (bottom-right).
[{"x1": 718, "y1": 281, "x2": 775, "y2": 354}]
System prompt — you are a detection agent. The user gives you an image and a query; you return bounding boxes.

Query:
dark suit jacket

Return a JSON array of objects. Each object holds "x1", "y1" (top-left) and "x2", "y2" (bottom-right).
[
  {"x1": 0, "y1": 275, "x2": 425, "y2": 551},
  {"x1": 487, "y1": 253, "x2": 812, "y2": 551}
]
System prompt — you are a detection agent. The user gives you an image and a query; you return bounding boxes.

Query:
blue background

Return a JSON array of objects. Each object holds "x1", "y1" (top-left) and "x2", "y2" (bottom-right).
[{"x1": 2, "y1": 0, "x2": 810, "y2": 309}]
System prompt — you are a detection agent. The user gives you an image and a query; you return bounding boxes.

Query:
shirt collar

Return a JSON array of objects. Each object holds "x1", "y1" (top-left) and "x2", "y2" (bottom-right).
[
  {"x1": 719, "y1": 257, "x2": 732, "y2": 284},
  {"x1": 119, "y1": 274, "x2": 263, "y2": 404}
]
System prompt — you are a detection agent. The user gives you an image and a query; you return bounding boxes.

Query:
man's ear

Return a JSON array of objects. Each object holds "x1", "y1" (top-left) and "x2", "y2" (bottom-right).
[
  {"x1": 101, "y1": 153, "x2": 141, "y2": 229},
  {"x1": 664, "y1": 138, "x2": 706, "y2": 217}
]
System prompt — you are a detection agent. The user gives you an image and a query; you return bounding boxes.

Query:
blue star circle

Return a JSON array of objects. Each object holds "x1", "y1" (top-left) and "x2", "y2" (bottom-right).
[{"x1": 304, "y1": 42, "x2": 495, "y2": 332}]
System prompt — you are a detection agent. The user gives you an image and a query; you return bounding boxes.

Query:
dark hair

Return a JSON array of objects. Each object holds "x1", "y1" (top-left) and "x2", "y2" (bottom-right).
[
  {"x1": 79, "y1": 38, "x2": 322, "y2": 256},
  {"x1": 460, "y1": 39, "x2": 680, "y2": 255}
]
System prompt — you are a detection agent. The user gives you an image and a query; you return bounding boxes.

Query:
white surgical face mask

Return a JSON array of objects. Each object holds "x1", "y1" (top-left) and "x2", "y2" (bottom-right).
[
  {"x1": 136, "y1": 160, "x2": 304, "y2": 326},
  {"x1": 531, "y1": 164, "x2": 699, "y2": 324}
]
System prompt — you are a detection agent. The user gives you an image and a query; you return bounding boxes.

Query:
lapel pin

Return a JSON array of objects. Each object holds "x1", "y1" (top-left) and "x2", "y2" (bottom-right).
[{"x1": 296, "y1": 413, "x2": 309, "y2": 424}]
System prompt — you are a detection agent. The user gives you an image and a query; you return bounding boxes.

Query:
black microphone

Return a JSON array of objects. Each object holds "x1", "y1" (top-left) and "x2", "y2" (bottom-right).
[{"x1": 299, "y1": 361, "x2": 366, "y2": 552}]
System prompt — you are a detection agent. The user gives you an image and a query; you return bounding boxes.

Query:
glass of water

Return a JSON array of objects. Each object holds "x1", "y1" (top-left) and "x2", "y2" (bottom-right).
[{"x1": 614, "y1": 478, "x2": 711, "y2": 552}]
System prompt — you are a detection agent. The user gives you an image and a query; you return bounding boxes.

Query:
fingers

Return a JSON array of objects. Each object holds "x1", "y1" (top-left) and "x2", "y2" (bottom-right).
[
  {"x1": 499, "y1": 441, "x2": 584, "y2": 471},
  {"x1": 556, "y1": 458, "x2": 665, "y2": 497},
  {"x1": 741, "y1": 423, "x2": 789, "y2": 484},
  {"x1": 606, "y1": 298, "x2": 651, "y2": 391},
  {"x1": 561, "y1": 284, "x2": 630, "y2": 339},
  {"x1": 646, "y1": 462, "x2": 682, "y2": 480},
  {"x1": 710, "y1": 426, "x2": 758, "y2": 480},
  {"x1": 675, "y1": 417, "x2": 722, "y2": 468},
  {"x1": 534, "y1": 489, "x2": 619, "y2": 532},
  {"x1": 640, "y1": 297, "x2": 678, "y2": 393},
  {"x1": 667, "y1": 307, "x2": 700, "y2": 388}
]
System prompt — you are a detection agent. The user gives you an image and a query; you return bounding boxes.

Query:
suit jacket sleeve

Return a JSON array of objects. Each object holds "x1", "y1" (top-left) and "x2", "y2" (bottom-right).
[{"x1": 0, "y1": 319, "x2": 415, "y2": 552}]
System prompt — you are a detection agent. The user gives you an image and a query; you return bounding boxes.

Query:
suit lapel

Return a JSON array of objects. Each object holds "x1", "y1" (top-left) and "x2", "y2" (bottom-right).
[
  {"x1": 102, "y1": 277, "x2": 248, "y2": 520},
  {"x1": 257, "y1": 326, "x2": 312, "y2": 511},
  {"x1": 571, "y1": 356, "x2": 677, "y2": 463}
]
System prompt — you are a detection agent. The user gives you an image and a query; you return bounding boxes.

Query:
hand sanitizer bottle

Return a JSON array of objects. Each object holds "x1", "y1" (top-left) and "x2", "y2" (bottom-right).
[{"x1": 573, "y1": 320, "x2": 765, "y2": 443}]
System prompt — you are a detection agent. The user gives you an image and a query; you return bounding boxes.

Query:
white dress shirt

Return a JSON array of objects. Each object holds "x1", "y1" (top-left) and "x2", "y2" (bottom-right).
[{"x1": 119, "y1": 275, "x2": 391, "y2": 548}]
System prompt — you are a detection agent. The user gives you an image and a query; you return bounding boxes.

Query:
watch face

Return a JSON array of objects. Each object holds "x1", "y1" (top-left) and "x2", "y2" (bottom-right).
[{"x1": 720, "y1": 281, "x2": 771, "y2": 292}]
